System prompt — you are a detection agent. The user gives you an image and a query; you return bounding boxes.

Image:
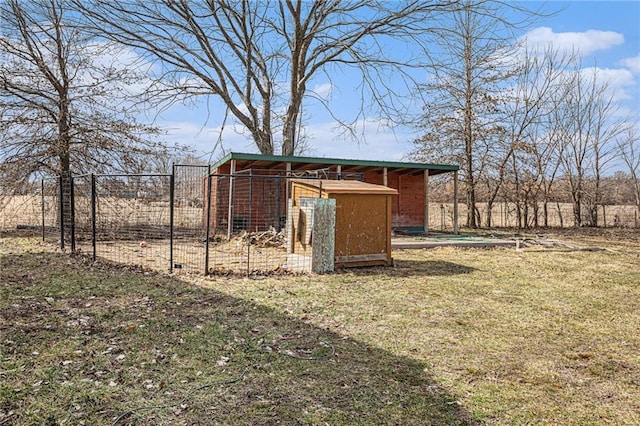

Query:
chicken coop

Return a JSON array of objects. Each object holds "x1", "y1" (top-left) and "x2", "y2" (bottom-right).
[{"x1": 288, "y1": 179, "x2": 398, "y2": 271}]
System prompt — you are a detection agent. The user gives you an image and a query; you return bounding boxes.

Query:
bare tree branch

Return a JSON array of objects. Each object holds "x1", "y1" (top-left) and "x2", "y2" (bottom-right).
[{"x1": 75, "y1": 0, "x2": 457, "y2": 156}]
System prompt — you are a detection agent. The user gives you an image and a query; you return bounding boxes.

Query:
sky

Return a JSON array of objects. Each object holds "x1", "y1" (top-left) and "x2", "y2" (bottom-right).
[{"x1": 155, "y1": 1, "x2": 640, "y2": 164}]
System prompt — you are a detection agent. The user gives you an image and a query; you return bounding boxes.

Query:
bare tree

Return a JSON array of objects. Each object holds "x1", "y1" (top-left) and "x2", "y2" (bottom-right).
[
  {"x1": 0, "y1": 0, "x2": 168, "y2": 185},
  {"x1": 0, "y1": 0, "x2": 173, "y2": 238},
  {"x1": 500, "y1": 46, "x2": 574, "y2": 228},
  {"x1": 558, "y1": 66, "x2": 627, "y2": 227},
  {"x1": 618, "y1": 129, "x2": 640, "y2": 225},
  {"x1": 410, "y1": 0, "x2": 545, "y2": 228},
  {"x1": 75, "y1": 0, "x2": 458, "y2": 157}
]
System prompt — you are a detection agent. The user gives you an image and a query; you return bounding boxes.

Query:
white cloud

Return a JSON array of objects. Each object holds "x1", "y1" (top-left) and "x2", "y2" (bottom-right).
[
  {"x1": 579, "y1": 66, "x2": 637, "y2": 102},
  {"x1": 286, "y1": 118, "x2": 413, "y2": 161},
  {"x1": 620, "y1": 55, "x2": 640, "y2": 74},
  {"x1": 311, "y1": 83, "x2": 333, "y2": 100},
  {"x1": 522, "y1": 27, "x2": 624, "y2": 57},
  {"x1": 158, "y1": 116, "x2": 415, "y2": 163},
  {"x1": 158, "y1": 118, "x2": 257, "y2": 161}
]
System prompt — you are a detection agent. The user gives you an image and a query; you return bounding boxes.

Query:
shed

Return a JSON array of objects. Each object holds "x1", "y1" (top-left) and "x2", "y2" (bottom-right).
[
  {"x1": 208, "y1": 152, "x2": 460, "y2": 237},
  {"x1": 289, "y1": 179, "x2": 398, "y2": 269}
]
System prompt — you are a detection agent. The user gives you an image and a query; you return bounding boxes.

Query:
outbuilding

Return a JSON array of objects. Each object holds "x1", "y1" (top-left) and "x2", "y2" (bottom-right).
[{"x1": 206, "y1": 152, "x2": 460, "y2": 237}]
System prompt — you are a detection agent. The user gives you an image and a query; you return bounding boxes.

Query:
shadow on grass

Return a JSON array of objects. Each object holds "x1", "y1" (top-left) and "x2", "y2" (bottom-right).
[
  {"x1": 341, "y1": 259, "x2": 476, "y2": 278},
  {"x1": 0, "y1": 249, "x2": 480, "y2": 425}
]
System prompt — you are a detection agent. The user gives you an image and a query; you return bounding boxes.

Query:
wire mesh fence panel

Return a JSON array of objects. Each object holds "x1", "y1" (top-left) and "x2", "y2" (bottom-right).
[
  {"x1": 0, "y1": 189, "x2": 39, "y2": 231},
  {"x1": 71, "y1": 175, "x2": 93, "y2": 252},
  {"x1": 41, "y1": 178, "x2": 62, "y2": 242},
  {"x1": 0, "y1": 178, "x2": 59, "y2": 243},
  {"x1": 85, "y1": 174, "x2": 172, "y2": 271},
  {"x1": 204, "y1": 173, "x2": 312, "y2": 275},
  {"x1": 172, "y1": 165, "x2": 209, "y2": 273}
]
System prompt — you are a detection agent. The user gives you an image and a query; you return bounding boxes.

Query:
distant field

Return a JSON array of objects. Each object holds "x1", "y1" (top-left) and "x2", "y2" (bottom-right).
[
  {"x1": 2, "y1": 194, "x2": 638, "y2": 232},
  {"x1": 1, "y1": 229, "x2": 639, "y2": 425},
  {"x1": 431, "y1": 202, "x2": 639, "y2": 230}
]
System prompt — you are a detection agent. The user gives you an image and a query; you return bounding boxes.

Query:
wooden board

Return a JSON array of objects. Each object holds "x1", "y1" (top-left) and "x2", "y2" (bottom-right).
[
  {"x1": 291, "y1": 179, "x2": 398, "y2": 195},
  {"x1": 311, "y1": 198, "x2": 336, "y2": 274}
]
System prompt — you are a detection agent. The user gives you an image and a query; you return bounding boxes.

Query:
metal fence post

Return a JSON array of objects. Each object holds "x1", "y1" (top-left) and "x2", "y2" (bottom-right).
[
  {"x1": 204, "y1": 173, "x2": 213, "y2": 276},
  {"x1": 70, "y1": 172, "x2": 76, "y2": 253},
  {"x1": 91, "y1": 174, "x2": 96, "y2": 262},
  {"x1": 59, "y1": 174, "x2": 65, "y2": 250},
  {"x1": 169, "y1": 164, "x2": 175, "y2": 273},
  {"x1": 247, "y1": 171, "x2": 253, "y2": 277},
  {"x1": 41, "y1": 179, "x2": 45, "y2": 242}
]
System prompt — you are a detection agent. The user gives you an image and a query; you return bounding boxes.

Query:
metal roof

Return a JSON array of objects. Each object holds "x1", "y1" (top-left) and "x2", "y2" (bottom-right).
[{"x1": 211, "y1": 152, "x2": 458, "y2": 176}]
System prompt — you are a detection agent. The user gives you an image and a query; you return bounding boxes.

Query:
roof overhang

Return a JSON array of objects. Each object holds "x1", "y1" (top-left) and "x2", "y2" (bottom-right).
[{"x1": 211, "y1": 152, "x2": 458, "y2": 176}]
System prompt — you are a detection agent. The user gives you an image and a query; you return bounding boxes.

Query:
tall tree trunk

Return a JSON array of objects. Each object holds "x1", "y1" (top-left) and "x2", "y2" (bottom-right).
[
  {"x1": 556, "y1": 201, "x2": 564, "y2": 228},
  {"x1": 543, "y1": 199, "x2": 549, "y2": 227},
  {"x1": 573, "y1": 198, "x2": 581, "y2": 227}
]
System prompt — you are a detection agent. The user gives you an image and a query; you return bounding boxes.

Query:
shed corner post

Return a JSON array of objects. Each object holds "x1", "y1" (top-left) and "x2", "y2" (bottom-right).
[
  {"x1": 453, "y1": 170, "x2": 459, "y2": 235},
  {"x1": 423, "y1": 170, "x2": 429, "y2": 235},
  {"x1": 285, "y1": 161, "x2": 292, "y2": 208},
  {"x1": 386, "y1": 193, "x2": 393, "y2": 265},
  {"x1": 383, "y1": 167, "x2": 388, "y2": 186}
]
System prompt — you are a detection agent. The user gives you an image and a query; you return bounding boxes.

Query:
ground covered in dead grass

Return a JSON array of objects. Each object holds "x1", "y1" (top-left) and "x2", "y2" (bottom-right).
[
  {"x1": 1, "y1": 228, "x2": 639, "y2": 425},
  {"x1": 0, "y1": 237, "x2": 473, "y2": 425},
  {"x1": 195, "y1": 228, "x2": 640, "y2": 425}
]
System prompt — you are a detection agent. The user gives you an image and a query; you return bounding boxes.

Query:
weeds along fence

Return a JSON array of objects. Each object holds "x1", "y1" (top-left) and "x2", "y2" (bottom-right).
[{"x1": 427, "y1": 202, "x2": 640, "y2": 231}]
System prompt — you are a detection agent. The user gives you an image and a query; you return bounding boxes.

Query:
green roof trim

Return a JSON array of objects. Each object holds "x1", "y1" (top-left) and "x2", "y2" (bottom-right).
[{"x1": 211, "y1": 152, "x2": 459, "y2": 172}]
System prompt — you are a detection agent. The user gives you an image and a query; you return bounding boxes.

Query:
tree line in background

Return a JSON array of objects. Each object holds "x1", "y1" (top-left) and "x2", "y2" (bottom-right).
[
  {"x1": 427, "y1": 172, "x2": 640, "y2": 229},
  {"x1": 409, "y1": 0, "x2": 639, "y2": 228},
  {"x1": 0, "y1": 0, "x2": 638, "y2": 229}
]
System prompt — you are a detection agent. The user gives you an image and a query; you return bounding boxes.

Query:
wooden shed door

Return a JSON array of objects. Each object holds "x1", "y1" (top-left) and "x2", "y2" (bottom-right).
[{"x1": 334, "y1": 194, "x2": 388, "y2": 257}]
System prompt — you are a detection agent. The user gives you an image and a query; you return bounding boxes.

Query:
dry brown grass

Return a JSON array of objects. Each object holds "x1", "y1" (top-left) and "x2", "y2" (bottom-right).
[
  {"x1": 195, "y1": 228, "x2": 640, "y2": 425},
  {"x1": 2, "y1": 228, "x2": 639, "y2": 424}
]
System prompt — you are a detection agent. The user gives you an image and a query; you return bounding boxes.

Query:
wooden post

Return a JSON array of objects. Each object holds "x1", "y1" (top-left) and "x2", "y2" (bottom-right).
[
  {"x1": 285, "y1": 161, "x2": 291, "y2": 200},
  {"x1": 423, "y1": 170, "x2": 429, "y2": 235},
  {"x1": 453, "y1": 170, "x2": 459, "y2": 235},
  {"x1": 383, "y1": 167, "x2": 388, "y2": 186},
  {"x1": 226, "y1": 159, "x2": 236, "y2": 239},
  {"x1": 311, "y1": 198, "x2": 336, "y2": 274},
  {"x1": 336, "y1": 165, "x2": 342, "y2": 180},
  {"x1": 386, "y1": 194, "x2": 393, "y2": 265}
]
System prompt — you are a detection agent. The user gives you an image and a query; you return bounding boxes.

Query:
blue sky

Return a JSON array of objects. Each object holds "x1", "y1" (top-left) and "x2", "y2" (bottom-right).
[{"x1": 157, "y1": 1, "x2": 640, "y2": 163}]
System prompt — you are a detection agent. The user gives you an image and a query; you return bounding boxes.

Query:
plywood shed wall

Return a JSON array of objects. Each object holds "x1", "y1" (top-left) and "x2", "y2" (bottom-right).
[{"x1": 289, "y1": 179, "x2": 398, "y2": 268}]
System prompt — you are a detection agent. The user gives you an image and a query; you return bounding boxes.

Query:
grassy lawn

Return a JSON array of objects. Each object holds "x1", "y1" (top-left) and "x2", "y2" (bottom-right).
[{"x1": 1, "y1": 229, "x2": 639, "y2": 425}]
